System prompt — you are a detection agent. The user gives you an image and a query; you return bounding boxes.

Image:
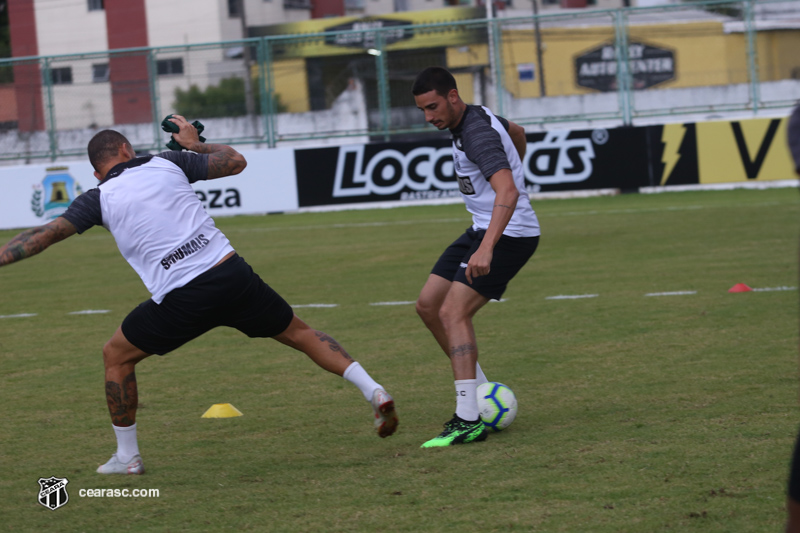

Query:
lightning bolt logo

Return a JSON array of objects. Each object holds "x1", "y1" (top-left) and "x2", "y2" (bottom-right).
[{"x1": 660, "y1": 124, "x2": 686, "y2": 186}]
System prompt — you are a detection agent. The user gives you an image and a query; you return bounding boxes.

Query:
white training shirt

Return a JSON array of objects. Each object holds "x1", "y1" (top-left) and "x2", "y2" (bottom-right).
[
  {"x1": 61, "y1": 152, "x2": 234, "y2": 304},
  {"x1": 450, "y1": 105, "x2": 540, "y2": 238}
]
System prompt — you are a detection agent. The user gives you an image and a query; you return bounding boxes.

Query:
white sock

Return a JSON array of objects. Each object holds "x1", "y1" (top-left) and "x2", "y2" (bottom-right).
[
  {"x1": 113, "y1": 423, "x2": 140, "y2": 463},
  {"x1": 454, "y1": 379, "x2": 479, "y2": 422},
  {"x1": 343, "y1": 362, "x2": 381, "y2": 402},
  {"x1": 475, "y1": 362, "x2": 488, "y2": 384}
]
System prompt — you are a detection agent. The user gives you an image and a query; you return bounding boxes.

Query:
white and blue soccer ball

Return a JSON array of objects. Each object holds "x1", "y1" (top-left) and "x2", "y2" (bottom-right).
[{"x1": 477, "y1": 382, "x2": 518, "y2": 432}]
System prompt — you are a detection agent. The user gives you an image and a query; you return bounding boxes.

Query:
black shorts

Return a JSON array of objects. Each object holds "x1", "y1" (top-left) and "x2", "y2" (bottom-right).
[
  {"x1": 790, "y1": 425, "x2": 800, "y2": 501},
  {"x1": 121, "y1": 254, "x2": 294, "y2": 355},
  {"x1": 431, "y1": 227, "x2": 539, "y2": 301}
]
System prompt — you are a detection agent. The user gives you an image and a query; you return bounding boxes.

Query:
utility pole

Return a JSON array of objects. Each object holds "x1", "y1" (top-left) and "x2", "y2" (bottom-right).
[{"x1": 532, "y1": 0, "x2": 546, "y2": 97}]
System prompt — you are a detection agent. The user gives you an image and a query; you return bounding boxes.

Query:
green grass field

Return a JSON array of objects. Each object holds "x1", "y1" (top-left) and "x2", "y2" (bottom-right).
[{"x1": 2, "y1": 187, "x2": 799, "y2": 532}]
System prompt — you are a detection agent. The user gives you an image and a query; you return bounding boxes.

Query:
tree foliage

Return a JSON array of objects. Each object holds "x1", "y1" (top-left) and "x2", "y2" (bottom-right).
[{"x1": 173, "y1": 76, "x2": 287, "y2": 118}]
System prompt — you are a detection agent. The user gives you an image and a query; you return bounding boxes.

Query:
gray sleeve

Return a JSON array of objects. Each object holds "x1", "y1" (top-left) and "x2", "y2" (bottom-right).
[
  {"x1": 462, "y1": 115, "x2": 510, "y2": 181},
  {"x1": 495, "y1": 115, "x2": 510, "y2": 132},
  {"x1": 155, "y1": 151, "x2": 209, "y2": 183},
  {"x1": 60, "y1": 188, "x2": 102, "y2": 234}
]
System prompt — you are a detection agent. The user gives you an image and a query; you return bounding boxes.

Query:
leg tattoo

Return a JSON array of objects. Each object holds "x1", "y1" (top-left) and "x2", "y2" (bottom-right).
[
  {"x1": 450, "y1": 343, "x2": 477, "y2": 359},
  {"x1": 105, "y1": 372, "x2": 138, "y2": 426},
  {"x1": 314, "y1": 331, "x2": 354, "y2": 361}
]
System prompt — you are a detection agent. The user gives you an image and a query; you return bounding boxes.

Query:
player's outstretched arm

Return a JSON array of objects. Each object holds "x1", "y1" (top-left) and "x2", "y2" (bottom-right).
[
  {"x1": 167, "y1": 114, "x2": 247, "y2": 180},
  {"x1": 0, "y1": 217, "x2": 77, "y2": 267}
]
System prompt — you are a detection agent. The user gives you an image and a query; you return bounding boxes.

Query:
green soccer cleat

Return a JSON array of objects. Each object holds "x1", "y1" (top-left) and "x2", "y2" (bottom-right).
[{"x1": 420, "y1": 415, "x2": 488, "y2": 448}]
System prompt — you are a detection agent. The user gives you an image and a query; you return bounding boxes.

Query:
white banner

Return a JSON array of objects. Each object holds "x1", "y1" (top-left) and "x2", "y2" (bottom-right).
[{"x1": 0, "y1": 148, "x2": 298, "y2": 230}]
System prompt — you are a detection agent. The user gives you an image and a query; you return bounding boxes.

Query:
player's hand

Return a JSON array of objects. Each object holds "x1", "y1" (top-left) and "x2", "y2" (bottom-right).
[
  {"x1": 168, "y1": 114, "x2": 200, "y2": 150},
  {"x1": 465, "y1": 247, "x2": 492, "y2": 284}
]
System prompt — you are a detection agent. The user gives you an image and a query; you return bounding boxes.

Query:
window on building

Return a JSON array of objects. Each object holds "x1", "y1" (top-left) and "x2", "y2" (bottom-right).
[
  {"x1": 283, "y1": 0, "x2": 312, "y2": 8},
  {"x1": 50, "y1": 67, "x2": 73, "y2": 85},
  {"x1": 346, "y1": 0, "x2": 365, "y2": 8},
  {"x1": 88, "y1": 0, "x2": 104, "y2": 11},
  {"x1": 156, "y1": 58, "x2": 184, "y2": 76},
  {"x1": 228, "y1": 0, "x2": 241, "y2": 17},
  {"x1": 92, "y1": 63, "x2": 109, "y2": 83}
]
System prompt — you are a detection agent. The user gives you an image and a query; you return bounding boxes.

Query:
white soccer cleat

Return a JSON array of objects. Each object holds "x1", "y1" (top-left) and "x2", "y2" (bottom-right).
[
  {"x1": 96, "y1": 454, "x2": 145, "y2": 475},
  {"x1": 371, "y1": 389, "x2": 398, "y2": 438}
]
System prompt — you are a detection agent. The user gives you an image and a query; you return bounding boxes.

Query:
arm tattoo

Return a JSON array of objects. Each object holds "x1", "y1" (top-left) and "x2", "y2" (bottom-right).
[
  {"x1": 105, "y1": 372, "x2": 138, "y2": 427},
  {"x1": 190, "y1": 143, "x2": 243, "y2": 179},
  {"x1": 449, "y1": 343, "x2": 477, "y2": 359},
  {"x1": 0, "y1": 220, "x2": 74, "y2": 266},
  {"x1": 314, "y1": 331, "x2": 354, "y2": 361},
  {"x1": 493, "y1": 204, "x2": 513, "y2": 209}
]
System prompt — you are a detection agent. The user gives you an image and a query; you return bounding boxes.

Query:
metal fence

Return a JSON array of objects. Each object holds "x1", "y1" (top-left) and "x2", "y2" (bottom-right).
[{"x1": 0, "y1": 0, "x2": 797, "y2": 162}]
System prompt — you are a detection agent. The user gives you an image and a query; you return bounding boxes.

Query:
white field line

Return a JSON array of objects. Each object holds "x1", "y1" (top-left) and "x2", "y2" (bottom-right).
[
  {"x1": 4, "y1": 283, "x2": 794, "y2": 319},
  {"x1": 228, "y1": 217, "x2": 468, "y2": 234},
  {"x1": 545, "y1": 294, "x2": 599, "y2": 300},
  {"x1": 645, "y1": 291, "x2": 697, "y2": 297}
]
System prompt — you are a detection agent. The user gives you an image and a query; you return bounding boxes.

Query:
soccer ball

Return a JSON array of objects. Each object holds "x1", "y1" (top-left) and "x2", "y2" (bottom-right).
[{"x1": 477, "y1": 382, "x2": 518, "y2": 432}]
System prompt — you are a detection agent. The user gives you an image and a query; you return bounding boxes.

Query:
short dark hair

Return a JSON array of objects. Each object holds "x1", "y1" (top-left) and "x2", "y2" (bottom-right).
[
  {"x1": 789, "y1": 105, "x2": 800, "y2": 174},
  {"x1": 412, "y1": 66, "x2": 457, "y2": 98},
  {"x1": 87, "y1": 130, "x2": 130, "y2": 172}
]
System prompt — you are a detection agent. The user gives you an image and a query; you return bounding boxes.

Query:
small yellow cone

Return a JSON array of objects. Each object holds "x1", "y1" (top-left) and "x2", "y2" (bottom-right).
[{"x1": 201, "y1": 403, "x2": 243, "y2": 418}]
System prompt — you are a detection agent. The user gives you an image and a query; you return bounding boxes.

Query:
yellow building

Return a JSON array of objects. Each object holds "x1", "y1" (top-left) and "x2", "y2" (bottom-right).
[
  {"x1": 259, "y1": 10, "x2": 799, "y2": 113},
  {"x1": 448, "y1": 20, "x2": 800, "y2": 98}
]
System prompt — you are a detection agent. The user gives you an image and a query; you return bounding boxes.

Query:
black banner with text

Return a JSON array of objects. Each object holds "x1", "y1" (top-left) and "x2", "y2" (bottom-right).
[{"x1": 294, "y1": 117, "x2": 794, "y2": 208}]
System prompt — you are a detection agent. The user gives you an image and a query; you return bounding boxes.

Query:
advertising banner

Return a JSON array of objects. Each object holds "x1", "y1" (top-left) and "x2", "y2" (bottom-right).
[
  {"x1": 0, "y1": 148, "x2": 298, "y2": 230},
  {"x1": 294, "y1": 115, "x2": 796, "y2": 209},
  {"x1": 656, "y1": 117, "x2": 795, "y2": 186},
  {"x1": 575, "y1": 41, "x2": 676, "y2": 92},
  {"x1": 1, "y1": 116, "x2": 794, "y2": 230},
  {"x1": 294, "y1": 126, "x2": 656, "y2": 208}
]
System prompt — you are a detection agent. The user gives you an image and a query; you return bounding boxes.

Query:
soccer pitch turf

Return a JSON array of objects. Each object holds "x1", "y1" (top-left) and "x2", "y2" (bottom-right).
[{"x1": 1, "y1": 187, "x2": 799, "y2": 531}]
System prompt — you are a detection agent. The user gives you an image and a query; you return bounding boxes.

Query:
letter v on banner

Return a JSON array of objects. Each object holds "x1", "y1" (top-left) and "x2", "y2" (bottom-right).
[
  {"x1": 731, "y1": 119, "x2": 781, "y2": 179},
  {"x1": 695, "y1": 117, "x2": 793, "y2": 185}
]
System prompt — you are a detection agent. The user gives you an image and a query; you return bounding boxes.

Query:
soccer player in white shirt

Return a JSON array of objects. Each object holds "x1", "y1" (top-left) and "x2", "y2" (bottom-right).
[
  {"x1": 412, "y1": 67, "x2": 540, "y2": 448},
  {"x1": 0, "y1": 115, "x2": 398, "y2": 474}
]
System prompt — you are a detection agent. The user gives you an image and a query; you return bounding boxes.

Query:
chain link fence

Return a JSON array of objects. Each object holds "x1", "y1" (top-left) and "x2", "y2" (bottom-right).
[{"x1": 0, "y1": 0, "x2": 797, "y2": 162}]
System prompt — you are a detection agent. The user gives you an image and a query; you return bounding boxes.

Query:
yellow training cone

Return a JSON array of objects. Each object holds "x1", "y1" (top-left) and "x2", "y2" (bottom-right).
[{"x1": 201, "y1": 403, "x2": 243, "y2": 418}]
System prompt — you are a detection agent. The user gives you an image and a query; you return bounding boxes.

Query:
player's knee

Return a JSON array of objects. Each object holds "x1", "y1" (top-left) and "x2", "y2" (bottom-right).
[
  {"x1": 102, "y1": 341, "x2": 122, "y2": 368},
  {"x1": 438, "y1": 302, "x2": 462, "y2": 328},
  {"x1": 273, "y1": 317, "x2": 312, "y2": 350},
  {"x1": 102, "y1": 338, "x2": 143, "y2": 368},
  {"x1": 415, "y1": 296, "x2": 439, "y2": 323}
]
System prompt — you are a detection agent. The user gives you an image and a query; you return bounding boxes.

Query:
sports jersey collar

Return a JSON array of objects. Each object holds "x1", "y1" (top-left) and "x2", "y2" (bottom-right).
[
  {"x1": 100, "y1": 155, "x2": 154, "y2": 184},
  {"x1": 449, "y1": 104, "x2": 472, "y2": 135}
]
